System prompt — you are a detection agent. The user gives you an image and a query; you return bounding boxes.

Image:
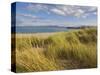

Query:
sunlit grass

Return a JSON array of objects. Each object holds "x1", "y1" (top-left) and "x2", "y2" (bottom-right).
[{"x1": 12, "y1": 28, "x2": 97, "y2": 72}]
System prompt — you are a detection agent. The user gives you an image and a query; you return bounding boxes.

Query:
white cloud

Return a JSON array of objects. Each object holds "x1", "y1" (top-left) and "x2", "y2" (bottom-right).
[
  {"x1": 17, "y1": 13, "x2": 38, "y2": 19},
  {"x1": 16, "y1": 3, "x2": 97, "y2": 26},
  {"x1": 16, "y1": 13, "x2": 41, "y2": 26},
  {"x1": 23, "y1": 3, "x2": 97, "y2": 19},
  {"x1": 50, "y1": 8, "x2": 66, "y2": 16},
  {"x1": 16, "y1": 13, "x2": 71, "y2": 26},
  {"x1": 88, "y1": 7, "x2": 97, "y2": 12},
  {"x1": 93, "y1": 12, "x2": 97, "y2": 15},
  {"x1": 55, "y1": 5, "x2": 75, "y2": 15},
  {"x1": 26, "y1": 3, "x2": 49, "y2": 13},
  {"x1": 48, "y1": 5, "x2": 97, "y2": 18}
]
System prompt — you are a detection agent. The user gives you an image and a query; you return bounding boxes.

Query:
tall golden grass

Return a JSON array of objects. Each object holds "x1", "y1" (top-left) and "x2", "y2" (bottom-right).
[{"x1": 12, "y1": 28, "x2": 97, "y2": 72}]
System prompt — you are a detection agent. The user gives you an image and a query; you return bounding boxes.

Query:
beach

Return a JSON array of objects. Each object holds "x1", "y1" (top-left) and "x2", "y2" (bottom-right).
[{"x1": 15, "y1": 32, "x2": 62, "y2": 38}]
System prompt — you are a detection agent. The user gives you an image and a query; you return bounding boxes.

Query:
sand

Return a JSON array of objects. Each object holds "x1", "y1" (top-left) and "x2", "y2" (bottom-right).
[{"x1": 12, "y1": 32, "x2": 60, "y2": 38}]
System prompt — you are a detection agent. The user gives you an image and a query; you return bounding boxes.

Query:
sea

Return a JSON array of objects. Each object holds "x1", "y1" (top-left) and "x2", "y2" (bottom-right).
[{"x1": 12, "y1": 26, "x2": 69, "y2": 33}]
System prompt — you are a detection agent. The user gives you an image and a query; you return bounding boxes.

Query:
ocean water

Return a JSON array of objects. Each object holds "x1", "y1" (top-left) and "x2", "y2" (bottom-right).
[{"x1": 12, "y1": 26, "x2": 69, "y2": 33}]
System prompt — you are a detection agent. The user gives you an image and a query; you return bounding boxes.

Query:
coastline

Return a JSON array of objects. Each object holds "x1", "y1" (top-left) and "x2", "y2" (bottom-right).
[{"x1": 15, "y1": 32, "x2": 61, "y2": 38}]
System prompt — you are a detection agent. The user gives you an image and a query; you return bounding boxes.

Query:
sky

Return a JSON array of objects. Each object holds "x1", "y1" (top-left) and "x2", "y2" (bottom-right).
[{"x1": 13, "y1": 2, "x2": 97, "y2": 27}]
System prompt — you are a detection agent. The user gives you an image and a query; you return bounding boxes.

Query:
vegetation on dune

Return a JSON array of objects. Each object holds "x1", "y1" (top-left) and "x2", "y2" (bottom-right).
[{"x1": 12, "y1": 28, "x2": 97, "y2": 72}]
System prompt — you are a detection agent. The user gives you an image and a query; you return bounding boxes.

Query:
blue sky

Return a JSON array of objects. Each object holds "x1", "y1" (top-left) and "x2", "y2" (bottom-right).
[{"x1": 15, "y1": 2, "x2": 97, "y2": 27}]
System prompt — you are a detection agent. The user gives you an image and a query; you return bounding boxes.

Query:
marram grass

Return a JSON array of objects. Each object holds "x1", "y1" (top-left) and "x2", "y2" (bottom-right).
[{"x1": 12, "y1": 28, "x2": 97, "y2": 72}]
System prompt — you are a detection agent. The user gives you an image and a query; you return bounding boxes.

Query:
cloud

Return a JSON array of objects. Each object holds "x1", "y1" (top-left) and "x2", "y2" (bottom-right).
[
  {"x1": 16, "y1": 3, "x2": 97, "y2": 26},
  {"x1": 50, "y1": 5, "x2": 97, "y2": 18},
  {"x1": 74, "y1": 9, "x2": 84, "y2": 18},
  {"x1": 17, "y1": 13, "x2": 38, "y2": 19},
  {"x1": 16, "y1": 13, "x2": 70, "y2": 26},
  {"x1": 16, "y1": 13, "x2": 41, "y2": 26},
  {"x1": 93, "y1": 12, "x2": 97, "y2": 15},
  {"x1": 21, "y1": 3, "x2": 97, "y2": 19},
  {"x1": 88, "y1": 7, "x2": 97, "y2": 12},
  {"x1": 25, "y1": 3, "x2": 50, "y2": 14},
  {"x1": 50, "y1": 8, "x2": 66, "y2": 16}
]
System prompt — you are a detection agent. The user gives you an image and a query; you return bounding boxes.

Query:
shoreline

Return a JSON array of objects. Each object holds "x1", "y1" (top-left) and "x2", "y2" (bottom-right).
[{"x1": 14, "y1": 32, "x2": 61, "y2": 38}]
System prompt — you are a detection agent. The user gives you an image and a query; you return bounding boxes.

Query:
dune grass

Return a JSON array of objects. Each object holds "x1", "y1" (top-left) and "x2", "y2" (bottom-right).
[{"x1": 12, "y1": 28, "x2": 97, "y2": 72}]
